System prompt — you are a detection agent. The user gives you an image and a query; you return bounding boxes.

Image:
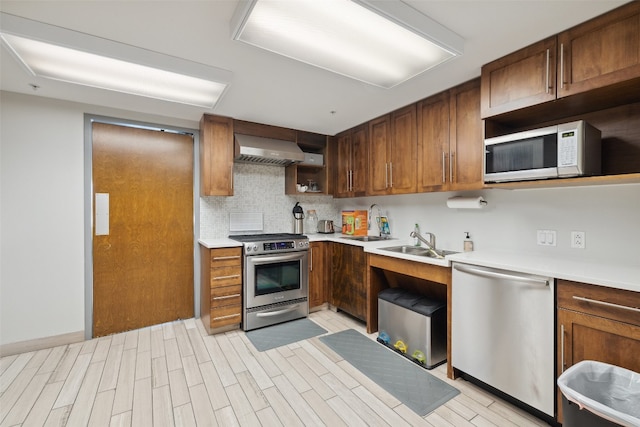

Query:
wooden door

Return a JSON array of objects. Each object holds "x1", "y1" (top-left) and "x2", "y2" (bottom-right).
[
  {"x1": 449, "y1": 79, "x2": 484, "y2": 191},
  {"x1": 417, "y1": 92, "x2": 450, "y2": 192},
  {"x1": 389, "y1": 105, "x2": 417, "y2": 194},
  {"x1": 557, "y1": 1, "x2": 640, "y2": 98},
  {"x1": 92, "y1": 122, "x2": 194, "y2": 337}
]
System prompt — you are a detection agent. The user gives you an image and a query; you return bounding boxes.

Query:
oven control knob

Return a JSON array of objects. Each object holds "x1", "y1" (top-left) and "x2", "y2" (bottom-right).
[
  {"x1": 250, "y1": 244, "x2": 258, "y2": 252},
  {"x1": 246, "y1": 246, "x2": 252, "y2": 252}
]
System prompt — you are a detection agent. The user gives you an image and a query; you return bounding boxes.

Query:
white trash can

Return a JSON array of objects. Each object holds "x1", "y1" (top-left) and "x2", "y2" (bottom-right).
[{"x1": 557, "y1": 360, "x2": 640, "y2": 427}]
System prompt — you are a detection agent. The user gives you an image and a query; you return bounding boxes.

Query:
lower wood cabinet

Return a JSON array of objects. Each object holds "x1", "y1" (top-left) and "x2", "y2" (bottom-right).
[
  {"x1": 308, "y1": 241, "x2": 328, "y2": 309},
  {"x1": 556, "y1": 279, "x2": 640, "y2": 422},
  {"x1": 331, "y1": 243, "x2": 367, "y2": 321},
  {"x1": 200, "y1": 246, "x2": 242, "y2": 333}
]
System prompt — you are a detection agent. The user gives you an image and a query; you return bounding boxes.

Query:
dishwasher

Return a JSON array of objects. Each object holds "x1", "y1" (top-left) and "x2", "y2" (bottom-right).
[{"x1": 452, "y1": 262, "x2": 555, "y2": 418}]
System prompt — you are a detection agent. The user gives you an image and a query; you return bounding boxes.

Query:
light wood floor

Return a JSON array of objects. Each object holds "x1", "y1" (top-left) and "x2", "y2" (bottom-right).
[{"x1": 0, "y1": 310, "x2": 551, "y2": 426}]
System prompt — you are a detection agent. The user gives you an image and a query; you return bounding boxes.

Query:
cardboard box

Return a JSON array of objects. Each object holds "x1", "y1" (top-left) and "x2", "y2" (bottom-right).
[{"x1": 341, "y1": 210, "x2": 368, "y2": 235}]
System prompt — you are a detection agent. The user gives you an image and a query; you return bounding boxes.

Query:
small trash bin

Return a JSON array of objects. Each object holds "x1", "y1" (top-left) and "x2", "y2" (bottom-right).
[
  {"x1": 557, "y1": 360, "x2": 640, "y2": 427},
  {"x1": 377, "y1": 288, "x2": 446, "y2": 369}
]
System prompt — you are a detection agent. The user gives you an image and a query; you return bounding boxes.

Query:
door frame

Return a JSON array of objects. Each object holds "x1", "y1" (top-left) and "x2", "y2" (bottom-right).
[{"x1": 83, "y1": 114, "x2": 200, "y2": 340}]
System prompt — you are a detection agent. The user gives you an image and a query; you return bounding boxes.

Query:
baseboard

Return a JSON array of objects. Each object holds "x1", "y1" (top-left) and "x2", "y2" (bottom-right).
[{"x1": 0, "y1": 330, "x2": 85, "y2": 357}]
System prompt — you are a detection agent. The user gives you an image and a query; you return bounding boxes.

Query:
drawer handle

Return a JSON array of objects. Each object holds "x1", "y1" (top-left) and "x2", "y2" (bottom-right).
[
  {"x1": 213, "y1": 274, "x2": 241, "y2": 280},
  {"x1": 572, "y1": 296, "x2": 640, "y2": 313},
  {"x1": 213, "y1": 313, "x2": 240, "y2": 321},
  {"x1": 213, "y1": 294, "x2": 241, "y2": 300},
  {"x1": 212, "y1": 255, "x2": 241, "y2": 260}
]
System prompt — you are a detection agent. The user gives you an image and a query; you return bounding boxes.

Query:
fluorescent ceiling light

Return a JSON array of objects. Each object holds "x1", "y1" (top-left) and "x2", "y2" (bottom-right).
[
  {"x1": 232, "y1": 0, "x2": 463, "y2": 88},
  {"x1": 0, "y1": 13, "x2": 232, "y2": 108}
]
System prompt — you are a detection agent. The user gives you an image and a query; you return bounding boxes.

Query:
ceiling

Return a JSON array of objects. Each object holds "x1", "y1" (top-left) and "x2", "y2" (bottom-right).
[{"x1": 0, "y1": 0, "x2": 628, "y2": 136}]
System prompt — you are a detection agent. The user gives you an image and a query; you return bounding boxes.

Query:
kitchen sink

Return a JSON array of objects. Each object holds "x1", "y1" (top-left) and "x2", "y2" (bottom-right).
[
  {"x1": 379, "y1": 245, "x2": 458, "y2": 259},
  {"x1": 340, "y1": 235, "x2": 395, "y2": 242}
]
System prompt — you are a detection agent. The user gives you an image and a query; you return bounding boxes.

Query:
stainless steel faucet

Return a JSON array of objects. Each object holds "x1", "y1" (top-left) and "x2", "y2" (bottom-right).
[{"x1": 410, "y1": 230, "x2": 436, "y2": 250}]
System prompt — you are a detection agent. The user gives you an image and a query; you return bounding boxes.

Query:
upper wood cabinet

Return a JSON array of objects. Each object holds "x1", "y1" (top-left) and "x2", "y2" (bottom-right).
[
  {"x1": 418, "y1": 79, "x2": 483, "y2": 192},
  {"x1": 558, "y1": 1, "x2": 640, "y2": 98},
  {"x1": 482, "y1": 2, "x2": 640, "y2": 119},
  {"x1": 367, "y1": 105, "x2": 417, "y2": 195},
  {"x1": 200, "y1": 114, "x2": 234, "y2": 196},
  {"x1": 333, "y1": 124, "x2": 368, "y2": 198},
  {"x1": 481, "y1": 37, "x2": 557, "y2": 118},
  {"x1": 449, "y1": 79, "x2": 484, "y2": 190}
]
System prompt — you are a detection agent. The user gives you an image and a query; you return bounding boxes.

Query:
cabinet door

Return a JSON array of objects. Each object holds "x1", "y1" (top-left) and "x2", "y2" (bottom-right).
[
  {"x1": 449, "y1": 79, "x2": 484, "y2": 190},
  {"x1": 334, "y1": 132, "x2": 352, "y2": 198},
  {"x1": 389, "y1": 105, "x2": 417, "y2": 194},
  {"x1": 558, "y1": 2, "x2": 640, "y2": 98},
  {"x1": 481, "y1": 37, "x2": 557, "y2": 118},
  {"x1": 350, "y1": 125, "x2": 368, "y2": 197},
  {"x1": 368, "y1": 115, "x2": 391, "y2": 195},
  {"x1": 417, "y1": 92, "x2": 450, "y2": 192},
  {"x1": 308, "y1": 242, "x2": 326, "y2": 308},
  {"x1": 557, "y1": 308, "x2": 640, "y2": 421},
  {"x1": 200, "y1": 115, "x2": 234, "y2": 196},
  {"x1": 331, "y1": 243, "x2": 366, "y2": 321}
]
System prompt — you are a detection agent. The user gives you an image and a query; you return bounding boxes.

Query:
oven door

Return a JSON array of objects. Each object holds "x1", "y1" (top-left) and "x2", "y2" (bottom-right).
[
  {"x1": 244, "y1": 250, "x2": 308, "y2": 309},
  {"x1": 484, "y1": 125, "x2": 559, "y2": 183}
]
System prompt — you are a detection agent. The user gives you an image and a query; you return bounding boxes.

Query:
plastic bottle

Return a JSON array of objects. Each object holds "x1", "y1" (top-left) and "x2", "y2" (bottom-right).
[
  {"x1": 464, "y1": 232, "x2": 474, "y2": 252},
  {"x1": 413, "y1": 223, "x2": 420, "y2": 246},
  {"x1": 306, "y1": 210, "x2": 318, "y2": 234}
]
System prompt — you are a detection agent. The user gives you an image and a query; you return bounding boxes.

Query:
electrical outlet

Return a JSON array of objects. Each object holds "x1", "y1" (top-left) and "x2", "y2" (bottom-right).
[
  {"x1": 571, "y1": 231, "x2": 586, "y2": 249},
  {"x1": 537, "y1": 229, "x2": 556, "y2": 246}
]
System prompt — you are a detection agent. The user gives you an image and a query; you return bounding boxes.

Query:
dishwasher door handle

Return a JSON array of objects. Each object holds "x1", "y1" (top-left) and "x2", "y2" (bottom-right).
[{"x1": 454, "y1": 264, "x2": 550, "y2": 286}]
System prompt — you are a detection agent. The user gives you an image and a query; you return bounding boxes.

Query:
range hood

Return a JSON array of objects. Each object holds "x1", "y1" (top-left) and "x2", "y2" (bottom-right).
[{"x1": 234, "y1": 134, "x2": 304, "y2": 166}]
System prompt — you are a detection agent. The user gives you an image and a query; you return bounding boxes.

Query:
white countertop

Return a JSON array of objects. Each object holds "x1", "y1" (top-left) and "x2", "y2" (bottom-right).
[
  {"x1": 447, "y1": 251, "x2": 640, "y2": 293},
  {"x1": 199, "y1": 234, "x2": 640, "y2": 293},
  {"x1": 198, "y1": 238, "x2": 243, "y2": 249}
]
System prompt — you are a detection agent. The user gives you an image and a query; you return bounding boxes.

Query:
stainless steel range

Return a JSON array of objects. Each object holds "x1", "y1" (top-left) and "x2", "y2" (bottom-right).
[{"x1": 229, "y1": 233, "x2": 309, "y2": 331}]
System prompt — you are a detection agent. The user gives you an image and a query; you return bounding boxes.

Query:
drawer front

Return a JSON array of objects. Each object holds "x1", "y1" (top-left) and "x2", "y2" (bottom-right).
[
  {"x1": 210, "y1": 305, "x2": 241, "y2": 328},
  {"x1": 210, "y1": 247, "x2": 242, "y2": 267},
  {"x1": 211, "y1": 265, "x2": 242, "y2": 287},
  {"x1": 211, "y1": 285, "x2": 242, "y2": 308},
  {"x1": 557, "y1": 280, "x2": 640, "y2": 326}
]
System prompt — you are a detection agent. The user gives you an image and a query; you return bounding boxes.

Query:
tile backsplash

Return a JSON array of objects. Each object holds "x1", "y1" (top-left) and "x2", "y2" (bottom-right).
[{"x1": 200, "y1": 163, "x2": 340, "y2": 239}]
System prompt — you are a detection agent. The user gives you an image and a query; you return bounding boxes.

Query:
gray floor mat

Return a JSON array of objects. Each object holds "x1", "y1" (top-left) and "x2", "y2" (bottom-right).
[
  {"x1": 245, "y1": 318, "x2": 328, "y2": 352},
  {"x1": 320, "y1": 329, "x2": 460, "y2": 416}
]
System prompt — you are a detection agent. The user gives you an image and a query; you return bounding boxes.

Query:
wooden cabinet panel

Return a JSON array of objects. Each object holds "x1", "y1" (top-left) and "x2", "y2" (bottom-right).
[
  {"x1": 331, "y1": 243, "x2": 366, "y2": 320},
  {"x1": 211, "y1": 285, "x2": 242, "y2": 308},
  {"x1": 481, "y1": 37, "x2": 557, "y2": 118},
  {"x1": 308, "y1": 242, "x2": 327, "y2": 309},
  {"x1": 333, "y1": 125, "x2": 367, "y2": 198},
  {"x1": 368, "y1": 105, "x2": 417, "y2": 195},
  {"x1": 556, "y1": 279, "x2": 640, "y2": 422},
  {"x1": 200, "y1": 246, "x2": 242, "y2": 334},
  {"x1": 417, "y1": 91, "x2": 449, "y2": 192},
  {"x1": 200, "y1": 115, "x2": 234, "y2": 196},
  {"x1": 449, "y1": 79, "x2": 483, "y2": 190},
  {"x1": 558, "y1": 1, "x2": 640, "y2": 98},
  {"x1": 418, "y1": 79, "x2": 483, "y2": 192}
]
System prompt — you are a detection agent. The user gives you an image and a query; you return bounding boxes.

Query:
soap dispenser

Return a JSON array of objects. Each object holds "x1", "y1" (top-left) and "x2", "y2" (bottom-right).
[{"x1": 464, "y1": 232, "x2": 474, "y2": 252}]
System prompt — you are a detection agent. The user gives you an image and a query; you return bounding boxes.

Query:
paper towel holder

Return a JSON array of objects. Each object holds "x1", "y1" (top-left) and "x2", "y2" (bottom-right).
[{"x1": 446, "y1": 196, "x2": 488, "y2": 209}]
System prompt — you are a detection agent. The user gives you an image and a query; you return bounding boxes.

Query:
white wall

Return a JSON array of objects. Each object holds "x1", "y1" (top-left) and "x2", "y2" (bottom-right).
[
  {"x1": 334, "y1": 185, "x2": 640, "y2": 265},
  {"x1": 0, "y1": 91, "x2": 197, "y2": 347}
]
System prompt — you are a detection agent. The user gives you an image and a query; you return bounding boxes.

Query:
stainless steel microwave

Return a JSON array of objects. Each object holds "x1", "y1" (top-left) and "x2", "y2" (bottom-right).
[{"x1": 484, "y1": 120, "x2": 601, "y2": 183}]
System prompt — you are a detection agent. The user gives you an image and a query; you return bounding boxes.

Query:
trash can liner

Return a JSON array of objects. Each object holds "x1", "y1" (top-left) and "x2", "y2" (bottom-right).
[{"x1": 557, "y1": 360, "x2": 640, "y2": 427}]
